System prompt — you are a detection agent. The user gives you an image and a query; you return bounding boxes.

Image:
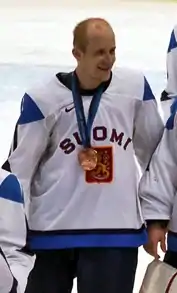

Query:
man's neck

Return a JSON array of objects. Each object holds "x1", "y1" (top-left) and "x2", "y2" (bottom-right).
[{"x1": 75, "y1": 67, "x2": 104, "y2": 90}]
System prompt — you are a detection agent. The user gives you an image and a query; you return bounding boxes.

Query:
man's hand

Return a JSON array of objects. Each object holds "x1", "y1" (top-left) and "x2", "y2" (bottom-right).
[{"x1": 144, "y1": 224, "x2": 167, "y2": 259}]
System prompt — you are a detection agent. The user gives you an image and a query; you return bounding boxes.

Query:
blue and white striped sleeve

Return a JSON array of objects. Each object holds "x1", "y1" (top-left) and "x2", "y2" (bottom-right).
[
  {"x1": 2, "y1": 92, "x2": 50, "y2": 204},
  {"x1": 0, "y1": 171, "x2": 34, "y2": 293},
  {"x1": 139, "y1": 100, "x2": 177, "y2": 220},
  {"x1": 133, "y1": 77, "x2": 164, "y2": 172},
  {"x1": 166, "y1": 25, "x2": 177, "y2": 97}
]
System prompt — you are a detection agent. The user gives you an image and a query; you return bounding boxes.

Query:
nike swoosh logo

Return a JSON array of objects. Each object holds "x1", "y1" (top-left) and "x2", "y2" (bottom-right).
[{"x1": 65, "y1": 106, "x2": 75, "y2": 113}]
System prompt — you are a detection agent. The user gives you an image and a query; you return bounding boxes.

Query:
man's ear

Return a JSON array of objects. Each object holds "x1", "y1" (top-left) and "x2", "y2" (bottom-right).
[{"x1": 72, "y1": 47, "x2": 82, "y2": 61}]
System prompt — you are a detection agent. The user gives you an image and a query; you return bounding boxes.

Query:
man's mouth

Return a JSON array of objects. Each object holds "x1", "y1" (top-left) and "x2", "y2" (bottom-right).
[{"x1": 97, "y1": 66, "x2": 111, "y2": 71}]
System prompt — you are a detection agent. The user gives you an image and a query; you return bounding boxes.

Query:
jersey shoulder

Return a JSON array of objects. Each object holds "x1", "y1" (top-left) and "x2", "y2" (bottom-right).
[
  {"x1": 107, "y1": 67, "x2": 153, "y2": 101},
  {"x1": 23, "y1": 72, "x2": 73, "y2": 119}
]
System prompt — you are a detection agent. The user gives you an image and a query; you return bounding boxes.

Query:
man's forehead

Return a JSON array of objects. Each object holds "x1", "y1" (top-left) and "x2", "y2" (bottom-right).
[
  {"x1": 87, "y1": 30, "x2": 115, "y2": 49},
  {"x1": 87, "y1": 26, "x2": 115, "y2": 48}
]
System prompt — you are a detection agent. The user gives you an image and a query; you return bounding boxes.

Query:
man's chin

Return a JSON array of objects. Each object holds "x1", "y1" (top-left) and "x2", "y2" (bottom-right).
[{"x1": 99, "y1": 70, "x2": 111, "y2": 82}]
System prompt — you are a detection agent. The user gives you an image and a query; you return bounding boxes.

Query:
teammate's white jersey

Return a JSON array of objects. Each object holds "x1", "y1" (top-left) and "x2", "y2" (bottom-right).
[
  {"x1": 0, "y1": 169, "x2": 34, "y2": 292},
  {"x1": 2, "y1": 68, "x2": 163, "y2": 250},
  {"x1": 166, "y1": 25, "x2": 177, "y2": 98},
  {"x1": 139, "y1": 98, "x2": 177, "y2": 252},
  {"x1": 161, "y1": 25, "x2": 177, "y2": 123},
  {"x1": 146, "y1": 25, "x2": 177, "y2": 253}
]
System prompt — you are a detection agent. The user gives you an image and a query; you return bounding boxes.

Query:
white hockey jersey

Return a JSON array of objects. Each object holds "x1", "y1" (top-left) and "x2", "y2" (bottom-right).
[
  {"x1": 161, "y1": 25, "x2": 177, "y2": 122},
  {"x1": 166, "y1": 25, "x2": 177, "y2": 98},
  {"x1": 2, "y1": 68, "x2": 163, "y2": 250},
  {"x1": 139, "y1": 98, "x2": 177, "y2": 252},
  {"x1": 0, "y1": 169, "x2": 34, "y2": 292}
]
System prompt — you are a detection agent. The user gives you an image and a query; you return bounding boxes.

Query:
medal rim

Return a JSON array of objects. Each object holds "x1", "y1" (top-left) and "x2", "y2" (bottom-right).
[{"x1": 78, "y1": 147, "x2": 98, "y2": 171}]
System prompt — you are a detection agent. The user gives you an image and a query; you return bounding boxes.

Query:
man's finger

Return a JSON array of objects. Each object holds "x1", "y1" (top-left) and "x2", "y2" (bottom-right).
[
  {"x1": 160, "y1": 238, "x2": 167, "y2": 253},
  {"x1": 144, "y1": 244, "x2": 159, "y2": 259},
  {"x1": 152, "y1": 244, "x2": 160, "y2": 259}
]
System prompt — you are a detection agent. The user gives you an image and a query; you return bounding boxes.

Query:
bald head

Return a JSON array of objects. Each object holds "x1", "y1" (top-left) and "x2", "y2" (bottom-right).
[
  {"x1": 73, "y1": 18, "x2": 115, "y2": 52},
  {"x1": 72, "y1": 18, "x2": 116, "y2": 88}
]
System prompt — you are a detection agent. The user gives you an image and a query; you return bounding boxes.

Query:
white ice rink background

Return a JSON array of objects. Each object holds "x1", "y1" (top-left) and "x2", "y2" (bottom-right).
[{"x1": 0, "y1": 1, "x2": 177, "y2": 292}]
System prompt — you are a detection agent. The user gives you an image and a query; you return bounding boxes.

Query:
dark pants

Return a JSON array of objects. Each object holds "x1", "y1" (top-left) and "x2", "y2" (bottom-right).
[
  {"x1": 164, "y1": 250, "x2": 177, "y2": 269},
  {"x1": 25, "y1": 247, "x2": 138, "y2": 293}
]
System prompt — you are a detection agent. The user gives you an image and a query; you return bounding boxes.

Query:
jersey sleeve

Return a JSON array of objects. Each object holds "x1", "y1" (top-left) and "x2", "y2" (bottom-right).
[
  {"x1": 133, "y1": 77, "x2": 164, "y2": 172},
  {"x1": 0, "y1": 172, "x2": 34, "y2": 292},
  {"x1": 2, "y1": 92, "x2": 53, "y2": 205},
  {"x1": 165, "y1": 26, "x2": 177, "y2": 97},
  {"x1": 139, "y1": 103, "x2": 177, "y2": 221}
]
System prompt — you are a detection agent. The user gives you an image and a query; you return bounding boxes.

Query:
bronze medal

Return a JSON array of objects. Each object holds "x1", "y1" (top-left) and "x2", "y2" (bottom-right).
[{"x1": 78, "y1": 148, "x2": 97, "y2": 171}]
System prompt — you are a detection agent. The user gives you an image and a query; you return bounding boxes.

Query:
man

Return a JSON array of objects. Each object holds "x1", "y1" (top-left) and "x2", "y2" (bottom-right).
[
  {"x1": 139, "y1": 98, "x2": 177, "y2": 267},
  {"x1": 141, "y1": 24, "x2": 177, "y2": 269},
  {"x1": 0, "y1": 169, "x2": 34, "y2": 292},
  {"x1": 161, "y1": 24, "x2": 177, "y2": 122},
  {"x1": 2, "y1": 18, "x2": 163, "y2": 293}
]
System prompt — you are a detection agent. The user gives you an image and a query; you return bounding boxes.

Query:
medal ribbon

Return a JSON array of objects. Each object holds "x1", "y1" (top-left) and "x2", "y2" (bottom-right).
[{"x1": 72, "y1": 72, "x2": 104, "y2": 148}]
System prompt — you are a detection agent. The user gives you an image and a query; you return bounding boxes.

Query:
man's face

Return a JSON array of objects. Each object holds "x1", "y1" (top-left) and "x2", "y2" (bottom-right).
[{"x1": 75, "y1": 29, "x2": 116, "y2": 84}]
